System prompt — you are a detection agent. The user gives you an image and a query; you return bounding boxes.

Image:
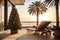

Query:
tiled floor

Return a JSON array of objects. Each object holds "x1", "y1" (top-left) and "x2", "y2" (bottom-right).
[{"x1": 0, "y1": 29, "x2": 60, "y2": 40}]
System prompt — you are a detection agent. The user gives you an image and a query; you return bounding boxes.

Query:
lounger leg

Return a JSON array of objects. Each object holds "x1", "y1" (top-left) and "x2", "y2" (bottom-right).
[
  {"x1": 41, "y1": 32, "x2": 44, "y2": 35},
  {"x1": 41, "y1": 32, "x2": 47, "y2": 36}
]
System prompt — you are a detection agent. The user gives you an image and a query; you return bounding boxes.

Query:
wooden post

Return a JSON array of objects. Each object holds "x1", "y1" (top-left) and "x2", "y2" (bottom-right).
[{"x1": 4, "y1": 0, "x2": 8, "y2": 30}]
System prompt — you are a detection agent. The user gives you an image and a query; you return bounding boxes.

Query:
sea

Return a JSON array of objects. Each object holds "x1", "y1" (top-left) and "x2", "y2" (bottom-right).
[
  {"x1": 1, "y1": 21, "x2": 60, "y2": 28},
  {"x1": 21, "y1": 21, "x2": 60, "y2": 28}
]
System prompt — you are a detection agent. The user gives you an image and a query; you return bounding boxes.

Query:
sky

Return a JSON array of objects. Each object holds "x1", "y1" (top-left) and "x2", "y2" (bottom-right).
[{"x1": 1, "y1": 0, "x2": 60, "y2": 22}]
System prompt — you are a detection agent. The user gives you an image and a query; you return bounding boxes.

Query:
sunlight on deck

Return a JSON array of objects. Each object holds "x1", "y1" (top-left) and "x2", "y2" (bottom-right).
[
  {"x1": 0, "y1": 29, "x2": 57, "y2": 40},
  {"x1": 0, "y1": 29, "x2": 27, "y2": 40}
]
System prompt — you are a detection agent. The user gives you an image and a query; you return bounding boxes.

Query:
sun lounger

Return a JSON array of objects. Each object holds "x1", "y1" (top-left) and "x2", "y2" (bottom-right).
[{"x1": 26, "y1": 21, "x2": 51, "y2": 35}]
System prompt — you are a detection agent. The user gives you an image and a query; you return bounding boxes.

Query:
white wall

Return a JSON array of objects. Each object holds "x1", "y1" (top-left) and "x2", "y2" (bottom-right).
[{"x1": 0, "y1": 4, "x2": 3, "y2": 31}]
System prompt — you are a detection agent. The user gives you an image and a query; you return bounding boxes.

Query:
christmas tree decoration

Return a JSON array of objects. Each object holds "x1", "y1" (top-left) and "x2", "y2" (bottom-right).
[{"x1": 8, "y1": 6, "x2": 22, "y2": 34}]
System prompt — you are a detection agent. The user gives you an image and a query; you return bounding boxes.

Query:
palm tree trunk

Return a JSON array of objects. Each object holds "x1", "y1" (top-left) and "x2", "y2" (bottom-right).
[
  {"x1": 37, "y1": 12, "x2": 39, "y2": 26},
  {"x1": 55, "y1": 0, "x2": 59, "y2": 29},
  {"x1": 36, "y1": 8, "x2": 39, "y2": 26}
]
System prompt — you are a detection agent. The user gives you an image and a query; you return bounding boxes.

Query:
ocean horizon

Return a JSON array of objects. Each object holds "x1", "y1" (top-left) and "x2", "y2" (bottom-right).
[{"x1": 1, "y1": 21, "x2": 60, "y2": 27}]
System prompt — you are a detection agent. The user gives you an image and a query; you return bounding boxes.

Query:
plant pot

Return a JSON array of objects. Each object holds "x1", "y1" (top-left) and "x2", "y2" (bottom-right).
[
  {"x1": 53, "y1": 30, "x2": 60, "y2": 38},
  {"x1": 11, "y1": 29, "x2": 18, "y2": 34}
]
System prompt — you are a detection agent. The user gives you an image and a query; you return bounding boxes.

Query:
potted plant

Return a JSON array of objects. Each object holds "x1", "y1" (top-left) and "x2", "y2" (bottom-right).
[
  {"x1": 8, "y1": 5, "x2": 22, "y2": 34},
  {"x1": 53, "y1": 25, "x2": 60, "y2": 38}
]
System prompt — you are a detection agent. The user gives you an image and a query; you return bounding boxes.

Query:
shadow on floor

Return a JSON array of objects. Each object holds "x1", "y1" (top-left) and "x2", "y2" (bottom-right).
[
  {"x1": 0, "y1": 32, "x2": 11, "y2": 40},
  {"x1": 52, "y1": 38, "x2": 60, "y2": 40},
  {"x1": 16, "y1": 34, "x2": 53, "y2": 40}
]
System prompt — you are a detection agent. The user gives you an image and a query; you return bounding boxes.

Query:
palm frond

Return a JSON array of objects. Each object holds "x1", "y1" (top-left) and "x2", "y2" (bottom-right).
[
  {"x1": 28, "y1": 1, "x2": 47, "y2": 15},
  {"x1": 44, "y1": 0, "x2": 54, "y2": 7},
  {"x1": 44, "y1": 0, "x2": 60, "y2": 7},
  {"x1": 48, "y1": 0, "x2": 55, "y2": 7}
]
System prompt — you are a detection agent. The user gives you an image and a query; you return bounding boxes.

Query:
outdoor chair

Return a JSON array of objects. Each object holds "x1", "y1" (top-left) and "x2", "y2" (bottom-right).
[{"x1": 26, "y1": 21, "x2": 51, "y2": 35}]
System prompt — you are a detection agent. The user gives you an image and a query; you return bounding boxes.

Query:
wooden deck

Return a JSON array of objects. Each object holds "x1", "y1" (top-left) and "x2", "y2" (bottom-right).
[{"x1": 0, "y1": 29, "x2": 60, "y2": 40}]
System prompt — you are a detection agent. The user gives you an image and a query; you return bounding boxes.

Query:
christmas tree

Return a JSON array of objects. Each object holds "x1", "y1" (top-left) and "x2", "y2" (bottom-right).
[{"x1": 8, "y1": 6, "x2": 22, "y2": 34}]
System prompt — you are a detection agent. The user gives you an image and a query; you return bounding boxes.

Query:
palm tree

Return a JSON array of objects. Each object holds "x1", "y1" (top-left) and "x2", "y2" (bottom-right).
[
  {"x1": 44, "y1": 0, "x2": 60, "y2": 29},
  {"x1": 28, "y1": 1, "x2": 47, "y2": 26}
]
